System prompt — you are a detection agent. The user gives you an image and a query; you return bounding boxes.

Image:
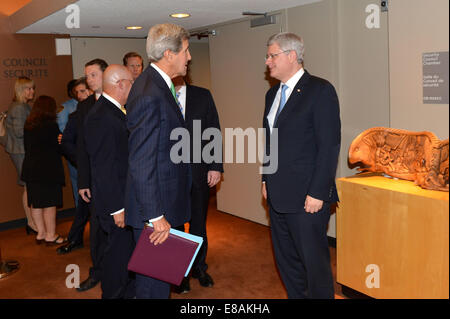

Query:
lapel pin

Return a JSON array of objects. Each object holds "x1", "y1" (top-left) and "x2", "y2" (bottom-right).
[{"x1": 297, "y1": 88, "x2": 301, "y2": 93}]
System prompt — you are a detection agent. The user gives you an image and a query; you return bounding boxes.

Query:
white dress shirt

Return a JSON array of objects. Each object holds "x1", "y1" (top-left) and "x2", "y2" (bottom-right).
[{"x1": 267, "y1": 67, "x2": 305, "y2": 133}]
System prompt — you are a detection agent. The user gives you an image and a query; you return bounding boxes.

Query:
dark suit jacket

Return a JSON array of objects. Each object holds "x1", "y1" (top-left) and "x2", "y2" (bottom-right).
[
  {"x1": 61, "y1": 111, "x2": 78, "y2": 167},
  {"x1": 262, "y1": 70, "x2": 341, "y2": 214},
  {"x1": 125, "y1": 65, "x2": 192, "y2": 229},
  {"x1": 22, "y1": 121, "x2": 65, "y2": 185},
  {"x1": 84, "y1": 96, "x2": 128, "y2": 225},
  {"x1": 184, "y1": 85, "x2": 223, "y2": 187},
  {"x1": 76, "y1": 94, "x2": 96, "y2": 189}
]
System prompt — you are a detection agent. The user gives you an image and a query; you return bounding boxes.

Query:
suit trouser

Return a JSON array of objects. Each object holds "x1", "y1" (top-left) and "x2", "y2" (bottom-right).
[
  {"x1": 98, "y1": 218, "x2": 135, "y2": 299},
  {"x1": 67, "y1": 163, "x2": 79, "y2": 206},
  {"x1": 269, "y1": 202, "x2": 334, "y2": 299},
  {"x1": 67, "y1": 195, "x2": 90, "y2": 244},
  {"x1": 88, "y1": 208, "x2": 106, "y2": 282},
  {"x1": 132, "y1": 228, "x2": 171, "y2": 299},
  {"x1": 177, "y1": 183, "x2": 210, "y2": 274}
]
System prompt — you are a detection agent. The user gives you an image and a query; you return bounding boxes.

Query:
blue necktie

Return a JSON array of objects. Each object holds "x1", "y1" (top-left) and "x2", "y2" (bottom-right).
[{"x1": 274, "y1": 84, "x2": 288, "y2": 124}]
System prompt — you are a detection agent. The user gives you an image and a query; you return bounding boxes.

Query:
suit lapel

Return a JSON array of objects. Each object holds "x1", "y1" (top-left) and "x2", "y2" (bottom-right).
[
  {"x1": 100, "y1": 96, "x2": 126, "y2": 125},
  {"x1": 149, "y1": 67, "x2": 185, "y2": 125},
  {"x1": 184, "y1": 85, "x2": 193, "y2": 123},
  {"x1": 274, "y1": 70, "x2": 311, "y2": 127}
]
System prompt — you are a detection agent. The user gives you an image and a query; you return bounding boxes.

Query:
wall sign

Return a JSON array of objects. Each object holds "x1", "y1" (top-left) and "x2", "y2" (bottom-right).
[
  {"x1": 423, "y1": 51, "x2": 449, "y2": 104},
  {"x1": 1, "y1": 57, "x2": 49, "y2": 79}
]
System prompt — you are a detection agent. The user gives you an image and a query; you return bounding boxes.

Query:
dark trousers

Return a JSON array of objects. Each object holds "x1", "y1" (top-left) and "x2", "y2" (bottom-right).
[
  {"x1": 269, "y1": 202, "x2": 334, "y2": 299},
  {"x1": 181, "y1": 183, "x2": 210, "y2": 274},
  {"x1": 88, "y1": 208, "x2": 106, "y2": 282},
  {"x1": 99, "y1": 218, "x2": 135, "y2": 299},
  {"x1": 132, "y1": 228, "x2": 171, "y2": 299},
  {"x1": 67, "y1": 195, "x2": 90, "y2": 244}
]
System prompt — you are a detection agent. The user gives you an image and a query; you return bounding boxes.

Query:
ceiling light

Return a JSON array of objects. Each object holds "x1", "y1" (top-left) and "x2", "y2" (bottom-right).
[
  {"x1": 126, "y1": 26, "x2": 143, "y2": 30},
  {"x1": 170, "y1": 13, "x2": 190, "y2": 18}
]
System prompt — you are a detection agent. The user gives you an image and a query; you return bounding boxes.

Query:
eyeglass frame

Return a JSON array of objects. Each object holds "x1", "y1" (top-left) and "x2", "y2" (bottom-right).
[{"x1": 265, "y1": 50, "x2": 292, "y2": 61}]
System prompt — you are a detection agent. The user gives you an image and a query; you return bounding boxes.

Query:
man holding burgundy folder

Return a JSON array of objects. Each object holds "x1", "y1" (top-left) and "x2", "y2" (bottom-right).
[{"x1": 125, "y1": 23, "x2": 193, "y2": 299}]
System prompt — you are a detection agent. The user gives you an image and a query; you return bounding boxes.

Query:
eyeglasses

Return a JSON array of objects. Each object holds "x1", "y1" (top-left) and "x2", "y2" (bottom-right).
[{"x1": 265, "y1": 50, "x2": 291, "y2": 61}]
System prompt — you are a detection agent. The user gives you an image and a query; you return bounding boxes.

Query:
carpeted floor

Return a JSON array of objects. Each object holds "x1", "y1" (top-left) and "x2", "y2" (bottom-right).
[{"x1": 0, "y1": 195, "x2": 344, "y2": 299}]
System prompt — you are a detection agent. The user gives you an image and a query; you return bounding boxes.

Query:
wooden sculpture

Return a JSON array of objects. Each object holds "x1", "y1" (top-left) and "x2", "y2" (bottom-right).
[{"x1": 349, "y1": 127, "x2": 449, "y2": 192}]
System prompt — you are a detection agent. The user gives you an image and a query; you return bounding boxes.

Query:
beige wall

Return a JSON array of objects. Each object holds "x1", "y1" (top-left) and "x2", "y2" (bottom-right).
[
  {"x1": 71, "y1": 37, "x2": 149, "y2": 78},
  {"x1": 210, "y1": 16, "x2": 283, "y2": 226},
  {"x1": 389, "y1": 0, "x2": 449, "y2": 140}
]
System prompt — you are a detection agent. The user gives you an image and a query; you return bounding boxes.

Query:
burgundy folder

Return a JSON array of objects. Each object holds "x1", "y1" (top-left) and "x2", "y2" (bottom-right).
[{"x1": 127, "y1": 226, "x2": 200, "y2": 286}]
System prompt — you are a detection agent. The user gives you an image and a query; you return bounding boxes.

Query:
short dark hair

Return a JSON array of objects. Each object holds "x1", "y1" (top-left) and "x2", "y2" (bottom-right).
[
  {"x1": 73, "y1": 77, "x2": 88, "y2": 88},
  {"x1": 67, "y1": 79, "x2": 78, "y2": 99},
  {"x1": 85, "y1": 58, "x2": 108, "y2": 72},
  {"x1": 123, "y1": 52, "x2": 143, "y2": 66}
]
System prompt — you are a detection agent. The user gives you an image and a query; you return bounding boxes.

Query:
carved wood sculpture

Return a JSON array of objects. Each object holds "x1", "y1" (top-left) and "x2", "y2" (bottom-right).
[{"x1": 349, "y1": 127, "x2": 449, "y2": 192}]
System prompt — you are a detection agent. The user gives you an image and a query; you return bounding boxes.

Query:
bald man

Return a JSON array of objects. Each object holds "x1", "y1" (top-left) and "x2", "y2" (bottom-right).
[{"x1": 83, "y1": 65, "x2": 135, "y2": 299}]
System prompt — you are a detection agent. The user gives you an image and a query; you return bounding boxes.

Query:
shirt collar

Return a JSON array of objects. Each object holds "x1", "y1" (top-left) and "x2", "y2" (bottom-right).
[
  {"x1": 151, "y1": 63, "x2": 173, "y2": 89},
  {"x1": 281, "y1": 67, "x2": 305, "y2": 90},
  {"x1": 102, "y1": 92, "x2": 122, "y2": 110}
]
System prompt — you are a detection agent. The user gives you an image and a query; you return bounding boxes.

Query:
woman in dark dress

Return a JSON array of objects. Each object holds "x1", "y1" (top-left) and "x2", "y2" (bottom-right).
[{"x1": 22, "y1": 96, "x2": 67, "y2": 245}]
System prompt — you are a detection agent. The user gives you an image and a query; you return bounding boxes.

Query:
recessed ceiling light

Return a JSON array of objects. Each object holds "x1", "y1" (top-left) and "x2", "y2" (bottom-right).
[
  {"x1": 170, "y1": 13, "x2": 190, "y2": 18},
  {"x1": 126, "y1": 26, "x2": 143, "y2": 30}
]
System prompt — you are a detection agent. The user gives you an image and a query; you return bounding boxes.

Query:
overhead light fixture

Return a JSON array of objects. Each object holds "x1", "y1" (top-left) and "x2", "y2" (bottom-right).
[
  {"x1": 126, "y1": 26, "x2": 143, "y2": 30},
  {"x1": 170, "y1": 13, "x2": 190, "y2": 18}
]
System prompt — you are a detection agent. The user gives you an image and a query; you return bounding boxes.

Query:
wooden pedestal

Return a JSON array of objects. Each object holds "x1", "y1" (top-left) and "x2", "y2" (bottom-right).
[{"x1": 336, "y1": 173, "x2": 449, "y2": 299}]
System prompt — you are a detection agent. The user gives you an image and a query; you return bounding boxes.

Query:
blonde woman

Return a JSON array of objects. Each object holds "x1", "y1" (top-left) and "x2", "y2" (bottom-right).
[{"x1": 5, "y1": 77, "x2": 38, "y2": 235}]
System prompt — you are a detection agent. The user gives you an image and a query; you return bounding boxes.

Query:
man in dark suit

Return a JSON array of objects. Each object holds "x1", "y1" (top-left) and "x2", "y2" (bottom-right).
[
  {"x1": 172, "y1": 77, "x2": 223, "y2": 293},
  {"x1": 84, "y1": 65, "x2": 135, "y2": 299},
  {"x1": 125, "y1": 23, "x2": 192, "y2": 299},
  {"x1": 262, "y1": 32, "x2": 341, "y2": 299},
  {"x1": 58, "y1": 58, "x2": 108, "y2": 293}
]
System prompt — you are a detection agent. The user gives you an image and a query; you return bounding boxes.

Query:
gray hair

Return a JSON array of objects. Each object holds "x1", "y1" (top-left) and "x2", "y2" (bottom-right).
[
  {"x1": 146, "y1": 23, "x2": 190, "y2": 62},
  {"x1": 267, "y1": 32, "x2": 304, "y2": 64}
]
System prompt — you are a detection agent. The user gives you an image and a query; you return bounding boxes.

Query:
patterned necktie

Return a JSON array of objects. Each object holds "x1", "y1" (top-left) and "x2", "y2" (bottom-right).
[
  {"x1": 176, "y1": 91, "x2": 184, "y2": 119},
  {"x1": 274, "y1": 84, "x2": 288, "y2": 123}
]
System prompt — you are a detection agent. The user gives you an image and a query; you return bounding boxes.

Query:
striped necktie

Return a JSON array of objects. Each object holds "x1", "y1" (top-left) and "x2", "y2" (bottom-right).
[{"x1": 176, "y1": 91, "x2": 184, "y2": 119}]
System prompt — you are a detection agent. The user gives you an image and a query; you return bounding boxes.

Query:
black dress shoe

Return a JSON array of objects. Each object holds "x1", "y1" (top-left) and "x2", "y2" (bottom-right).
[
  {"x1": 174, "y1": 277, "x2": 191, "y2": 294},
  {"x1": 56, "y1": 241, "x2": 83, "y2": 255},
  {"x1": 76, "y1": 276, "x2": 99, "y2": 292},
  {"x1": 192, "y1": 270, "x2": 214, "y2": 287}
]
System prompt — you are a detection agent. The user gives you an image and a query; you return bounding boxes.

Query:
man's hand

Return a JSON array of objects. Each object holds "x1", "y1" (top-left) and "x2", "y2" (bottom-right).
[
  {"x1": 207, "y1": 171, "x2": 221, "y2": 187},
  {"x1": 113, "y1": 211, "x2": 125, "y2": 228},
  {"x1": 79, "y1": 188, "x2": 91, "y2": 203},
  {"x1": 149, "y1": 217, "x2": 171, "y2": 245},
  {"x1": 57, "y1": 134, "x2": 62, "y2": 144},
  {"x1": 262, "y1": 182, "x2": 267, "y2": 200},
  {"x1": 304, "y1": 195, "x2": 323, "y2": 214}
]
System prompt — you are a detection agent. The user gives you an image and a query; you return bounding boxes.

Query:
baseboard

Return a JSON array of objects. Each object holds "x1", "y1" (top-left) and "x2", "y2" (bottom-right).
[
  {"x1": 340, "y1": 285, "x2": 373, "y2": 299},
  {"x1": 0, "y1": 208, "x2": 76, "y2": 232}
]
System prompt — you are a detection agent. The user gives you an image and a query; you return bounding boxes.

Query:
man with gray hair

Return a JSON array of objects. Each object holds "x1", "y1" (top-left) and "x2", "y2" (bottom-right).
[
  {"x1": 125, "y1": 23, "x2": 192, "y2": 299},
  {"x1": 261, "y1": 32, "x2": 341, "y2": 299}
]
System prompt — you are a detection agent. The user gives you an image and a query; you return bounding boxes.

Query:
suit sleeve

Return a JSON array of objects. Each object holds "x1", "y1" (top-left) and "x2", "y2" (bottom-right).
[
  {"x1": 77, "y1": 106, "x2": 91, "y2": 189},
  {"x1": 127, "y1": 95, "x2": 163, "y2": 222},
  {"x1": 308, "y1": 82, "x2": 341, "y2": 201},
  {"x1": 85, "y1": 115, "x2": 123, "y2": 217},
  {"x1": 7, "y1": 104, "x2": 27, "y2": 140},
  {"x1": 61, "y1": 114, "x2": 77, "y2": 167},
  {"x1": 204, "y1": 90, "x2": 224, "y2": 173}
]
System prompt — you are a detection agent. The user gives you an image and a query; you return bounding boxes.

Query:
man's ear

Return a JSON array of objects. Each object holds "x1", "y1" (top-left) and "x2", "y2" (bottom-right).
[
  {"x1": 163, "y1": 49, "x2": 173, "y2": 61},
  {"x1": 288, "y1": 50, "x2": 298, "y2": 64}
]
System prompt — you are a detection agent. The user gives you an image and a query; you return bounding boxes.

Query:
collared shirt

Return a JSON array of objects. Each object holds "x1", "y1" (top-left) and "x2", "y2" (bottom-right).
[
  {"x1": 267, "y1": 67, "x2": 305, "y2": 133},
  {"x1": 101, "y1": 92, "x2": 126, "y2": 216},
  {"x1": 175, "y1": 84, "x2": 186, "y2": 118},
  {"x1": 95, "y1": 92, "x2": 101, "y2": 101}
]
